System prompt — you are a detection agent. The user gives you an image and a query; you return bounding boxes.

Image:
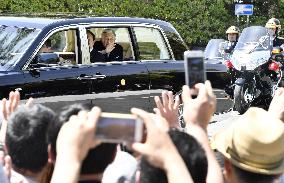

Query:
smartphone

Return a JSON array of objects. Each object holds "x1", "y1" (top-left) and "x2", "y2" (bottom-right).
[
  {"x1": 96, "y1": 112, "x2": 143, "y2": 143},
  {"x1": 184, "y1": 50, "x2": 206, "y2": 88}
]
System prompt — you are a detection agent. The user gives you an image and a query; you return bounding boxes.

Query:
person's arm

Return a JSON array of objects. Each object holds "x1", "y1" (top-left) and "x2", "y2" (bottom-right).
[
  {"x1": 0, "y1": 165, "x2": 9, "y2": 183},
  {"x1": 131, "y1": 108, "x2": 194, "y2": 183},
  {"x1": 182, "y1": 81, "x2": 223, "y2": 183},
  {"x1": 186, "y1": 124, "x2": 223, "y2": 183},
  {"x1": 108, "y1": 44, "x2": 123, "y2": 61},
  {"x1": 51, "y1": 107, "x2": 101, "y2": 183},
  {"x1": 0, "y1": 91, "x2": 20, "y2": 144},
  {"x1": 90, "y1": 49, "x2": 106, "y2": 63},
  {"x1": 116, "y1": 44, "x2": 124, "y2": 61},
  {"x1": 163, "y1": 148, "x2": 194, "y2": 183},
  {"x1": 0, "y1": 91, "x2": 33, "y2": 146}
]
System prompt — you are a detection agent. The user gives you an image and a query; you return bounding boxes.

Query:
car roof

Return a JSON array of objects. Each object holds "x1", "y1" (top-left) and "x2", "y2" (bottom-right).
[{"x1": 0, "y1": 16, "x2": 174, "y2": 30}]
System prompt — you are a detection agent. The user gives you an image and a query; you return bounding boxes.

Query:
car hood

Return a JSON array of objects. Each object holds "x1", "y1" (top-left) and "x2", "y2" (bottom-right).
[
  {"x1": 204, "y1": 58, "x2": 223, "y2": 64},
  {"x1": 0, "y1": 70, "x2": 20, "y2": 76}
]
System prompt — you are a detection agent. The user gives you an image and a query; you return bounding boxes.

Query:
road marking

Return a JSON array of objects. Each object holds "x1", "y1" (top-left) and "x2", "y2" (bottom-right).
[{"x1": 115, "y1": 98, "x2": 125, "y2": 100}]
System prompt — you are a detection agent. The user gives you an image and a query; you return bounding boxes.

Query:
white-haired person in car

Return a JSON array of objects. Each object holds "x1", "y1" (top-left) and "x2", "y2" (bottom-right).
[{"x1": 93, "y1": 29, "x2": 123, "y2": 62}]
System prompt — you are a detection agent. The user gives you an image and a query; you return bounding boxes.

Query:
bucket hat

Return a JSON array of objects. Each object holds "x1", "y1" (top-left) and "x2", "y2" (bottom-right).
[{"x1": 214, "y1": 107, "x2": 284, "y2": 174}]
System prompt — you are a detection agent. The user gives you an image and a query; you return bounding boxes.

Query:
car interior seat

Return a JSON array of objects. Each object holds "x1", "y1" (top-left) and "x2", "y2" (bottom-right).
[{"x1": 117, "y1": 42, "x2": 133, "y2": 60}]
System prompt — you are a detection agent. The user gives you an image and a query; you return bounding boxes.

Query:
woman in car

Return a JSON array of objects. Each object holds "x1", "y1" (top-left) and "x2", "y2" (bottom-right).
[
  {"x1": 87, "y1": 30, "x2": 105, "y2": 63},
  {"x1": 93, "y1": 29, "x2": 123, "y2": 62}
]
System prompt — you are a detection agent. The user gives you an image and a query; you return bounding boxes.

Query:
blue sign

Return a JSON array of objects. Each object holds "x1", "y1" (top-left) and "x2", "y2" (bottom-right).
[{"x1": 235, "y1": 4, "x2": 253, "y2": 15}]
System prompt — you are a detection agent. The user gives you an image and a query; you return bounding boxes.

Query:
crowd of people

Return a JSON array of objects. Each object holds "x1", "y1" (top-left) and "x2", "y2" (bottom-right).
[{"x1": 0, "y1": 79, "x2": 284, "y2": 183}]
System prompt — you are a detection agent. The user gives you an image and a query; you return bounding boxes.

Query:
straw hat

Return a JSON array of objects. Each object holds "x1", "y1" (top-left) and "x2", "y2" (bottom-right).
[{"x1": 214, "y1": 107, "x2": 284, "y2": 174}]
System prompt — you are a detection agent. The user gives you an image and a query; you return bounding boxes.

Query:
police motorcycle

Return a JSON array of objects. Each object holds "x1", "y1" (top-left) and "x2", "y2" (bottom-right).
[{"x1": 224, "y1": 26, "x2": 284, "y2": 114}]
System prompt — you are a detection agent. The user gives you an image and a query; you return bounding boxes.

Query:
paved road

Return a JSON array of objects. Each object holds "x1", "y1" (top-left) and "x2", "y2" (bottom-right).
[
  {"x1": 208, "y1": 110, "x2": 240, "y2": 138},
  {"x1": 213, "y1": 89, "x2": 233, "y2": 113},
  {"x1": 208, "y1": 89, "x2": 239, "y2": 139}
]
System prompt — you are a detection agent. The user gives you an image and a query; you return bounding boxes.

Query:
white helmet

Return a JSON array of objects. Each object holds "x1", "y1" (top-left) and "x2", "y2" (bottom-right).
[
  {"x1": 266, "y1": 18, "x2": 281, "y2": 35},
  {"x1": 226, "y1": 26, "x2": 240, "y2": 35}
]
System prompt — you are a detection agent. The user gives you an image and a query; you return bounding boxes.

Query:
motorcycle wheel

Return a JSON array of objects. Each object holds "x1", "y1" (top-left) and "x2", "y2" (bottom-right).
[{"x1": 233, "y1": 84, "x2": 251, "y2": 114}]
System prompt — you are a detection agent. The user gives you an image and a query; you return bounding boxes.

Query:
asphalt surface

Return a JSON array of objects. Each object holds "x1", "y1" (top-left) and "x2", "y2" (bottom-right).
[{"x1": 208, "y1": 89, "x2": 237, "y2": 138}]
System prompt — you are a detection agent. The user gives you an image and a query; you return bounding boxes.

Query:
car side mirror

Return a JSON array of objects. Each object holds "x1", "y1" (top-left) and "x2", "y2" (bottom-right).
[{"x1": 35, "y1": 53, "x2": 60, "y2": 65}]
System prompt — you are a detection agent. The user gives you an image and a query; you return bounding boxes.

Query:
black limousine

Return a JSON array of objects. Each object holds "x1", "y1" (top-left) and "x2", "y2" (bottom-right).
[{"x1": 0, "y1": 16, "x2": 229, "y2": 112}]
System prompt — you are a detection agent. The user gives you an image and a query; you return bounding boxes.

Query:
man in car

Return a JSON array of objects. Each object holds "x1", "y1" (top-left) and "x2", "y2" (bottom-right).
[
  {"x1": 93, "y1": 29, "x2": 123, "y2": 62},
  {"x1": 265, "y1": 18, "x2": 284, "y2": 47}
]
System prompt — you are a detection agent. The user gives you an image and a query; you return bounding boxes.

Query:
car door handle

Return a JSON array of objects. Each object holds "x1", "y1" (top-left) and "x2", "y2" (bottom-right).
[{"x1": 77, "y1": 74, "x2": 106, "y2": 80}]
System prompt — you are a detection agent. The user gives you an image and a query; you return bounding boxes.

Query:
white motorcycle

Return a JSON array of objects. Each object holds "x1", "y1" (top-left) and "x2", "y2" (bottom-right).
[{"x1": 224, "y1": 26, "x2": 284, "y2": 114}]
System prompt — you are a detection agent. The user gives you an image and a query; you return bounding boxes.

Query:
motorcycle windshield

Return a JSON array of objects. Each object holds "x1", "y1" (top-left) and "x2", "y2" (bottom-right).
[
  {"x1": 204, "y1": 39, "x2": 225, "y2": 60},
  {"x1": 235, "y1": 26, "x2": 272, "y2": 52},
  {"x1": 231, "y1": 26, "x2": 272, "y2": 70}
]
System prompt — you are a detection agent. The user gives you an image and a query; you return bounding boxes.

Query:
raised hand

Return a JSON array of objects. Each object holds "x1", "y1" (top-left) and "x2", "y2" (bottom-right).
[
  {"x1": 182, "y1": 81, "x2": 216, "y2": 131},
  {"x1": 2, "y1": 91, "x2": 20, "y2": 121},
  {"x1": 131, "y1": 108, "x2": 194, "y2": 183},
  {"x1": 131, "y1": 108, "x2": 174, "y2": 168},
  {"x1": 51, "y1": 107, "x2": 101, "y2": 183},
  {"x1": 153, "y1": 91, "x2": 180, "y2": 129},
  {"x1": 105, "y1": 43, "x2": 115, "y2": 54},
  {"x1": 182, "y1": 81, "x2": 223, "y2": 183},
  {"x1": 0, "y1": 91, "x2": 33, "y2": 144},
  {"x1": 56, "y1": 107, "x2": 101, "y2": 162}
]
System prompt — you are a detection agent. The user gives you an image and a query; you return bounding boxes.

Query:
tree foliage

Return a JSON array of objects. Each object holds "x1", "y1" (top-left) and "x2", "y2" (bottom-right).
[{"x1": 0, "y1": 0, "x2": 284, "y2": 47}]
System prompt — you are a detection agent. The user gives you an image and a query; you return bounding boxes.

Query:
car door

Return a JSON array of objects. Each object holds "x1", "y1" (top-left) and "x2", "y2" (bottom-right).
[
  {"x1": 132, "y1": 26, "x2": 185, "y2": 109},
  {"x1": 79, "y1": 26, "x2": 150, "y2": 113},
  {"x1": 20, "y1": 28, "x2": 94, "y2": 111}
]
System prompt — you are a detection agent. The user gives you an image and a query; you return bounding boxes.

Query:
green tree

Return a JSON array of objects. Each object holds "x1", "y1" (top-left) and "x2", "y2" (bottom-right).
[{"x1": 1, "y1": 0, "x2": 284, "y2": 46}]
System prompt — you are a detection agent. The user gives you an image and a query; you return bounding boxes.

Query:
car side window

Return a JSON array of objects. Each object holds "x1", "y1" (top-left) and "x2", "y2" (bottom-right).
[
  {"x1": 115, "y1": 28, "x2": 134, "y2": 61},
  {"x1": 134, "y1": 27, "x2": 171, "y2": 60},
  {"x1": 34, "y1": 29, "x2": 78, "y2": 66},
  {"x1": 165, "y1": 32, "x2": 188, "y2": 60},
  {"x1": 87, "y1": 27, "x2": 134, "y2": 63}
]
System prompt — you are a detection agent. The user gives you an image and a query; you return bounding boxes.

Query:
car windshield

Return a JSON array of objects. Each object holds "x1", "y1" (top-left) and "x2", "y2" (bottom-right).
[
  {"x1": 0, "y1": 25, "x2": 40, "y2": 67},
  {"x1": 204, "y1": 39, "x2": 225, "y2": 59}
]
